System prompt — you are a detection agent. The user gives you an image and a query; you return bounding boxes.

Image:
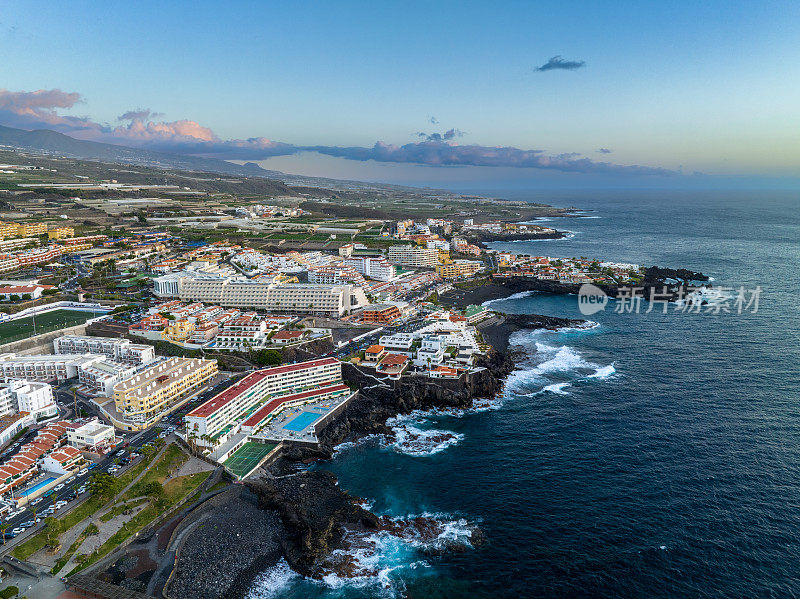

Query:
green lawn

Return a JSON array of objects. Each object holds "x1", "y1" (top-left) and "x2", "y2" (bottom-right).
[
  {"x1": 224, "y1": 442, "x2": 277, "y2": 478},
  {"x1": 0, "y1": 309, "x2": 105, "y2": 343}
]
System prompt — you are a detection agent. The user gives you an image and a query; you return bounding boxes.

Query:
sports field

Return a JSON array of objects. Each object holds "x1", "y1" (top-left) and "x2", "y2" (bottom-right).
[
  {"x1": 224, "y1": 442, "x2": 277, "y2": 478},
  {"x1": 0, "y1": 309, "x2": 102, "y2": 343}
]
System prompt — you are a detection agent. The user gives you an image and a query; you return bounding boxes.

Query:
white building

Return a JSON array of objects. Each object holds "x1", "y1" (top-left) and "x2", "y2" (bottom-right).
[
  {"x1": 0, "y1": 353, "x2": 105, "y2": 382},
  {"x1": 54, "y1": 335, "x2": 156, "y2": 365},
  {"x1": 344, "y1": 256, "x2": 397, "y2": 282},
  {"x1": 170, "y1": 273, "x2": 368, "y2": 317},
  {"x1": 67, "y1": 418, "x2": 116, "y2": 451},
  {"x1": 78, "y1": 359, "x2": 137, "y2": 397},
  {"x1": 0, "y1": 379, "x2": 58, "y2": 420},
  {"x1": 185, "y1": 357, "x2": 341, "y2": 445},
  {"x1": 387, "y1": 245, "x2": 439, "y2": 268}
]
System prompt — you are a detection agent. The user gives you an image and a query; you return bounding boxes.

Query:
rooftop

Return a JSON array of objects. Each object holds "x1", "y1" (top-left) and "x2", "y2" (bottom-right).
[{"x1": 187, "y1": 357, "x2": 339, "y2": 418}]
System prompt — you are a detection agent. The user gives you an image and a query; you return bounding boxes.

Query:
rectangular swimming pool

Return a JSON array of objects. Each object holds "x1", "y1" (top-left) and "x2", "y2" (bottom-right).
[
  {"x1": 283, "y1": 411, "x2": 321, "y2": 431},
  {"x1": 19, "y1": 476, "x2": 57, "y2": 497}
]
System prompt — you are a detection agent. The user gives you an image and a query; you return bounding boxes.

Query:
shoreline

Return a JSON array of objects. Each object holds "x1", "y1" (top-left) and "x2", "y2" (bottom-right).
[{"x1": 163, "y1": 308, "x2": 582, "y2": 598}]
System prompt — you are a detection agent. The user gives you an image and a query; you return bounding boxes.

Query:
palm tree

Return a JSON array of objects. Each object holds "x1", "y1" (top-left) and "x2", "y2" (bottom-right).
[{"x1": 0, "y1": 523, "x2": 9, "y2": 544}]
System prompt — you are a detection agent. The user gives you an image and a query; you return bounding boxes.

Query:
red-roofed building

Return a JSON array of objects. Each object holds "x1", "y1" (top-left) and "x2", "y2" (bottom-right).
[
  {"x1": 42, "y1": 445, "x2": 82, "y2": 474},
  {"x1": 376, "y1": 353, "x2": 410, "y2": 377},
  {"x1": 185, "y1": 357, "x2": 341, "y2": 447},
  {"x1": 271, "y1": 330, "x2": 304, "y2": 345}
]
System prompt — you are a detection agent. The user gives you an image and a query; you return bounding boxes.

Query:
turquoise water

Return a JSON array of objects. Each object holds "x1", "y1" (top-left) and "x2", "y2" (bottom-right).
[
  {"x1": 19, "y1": 476, "x2": 56, "y2": 497},
  {"x1": 247, "y1": 190, "x2": 800, "y2": 599},
  {"x1": 283, "y1": 411, "x2": 321, "y2": 431}
]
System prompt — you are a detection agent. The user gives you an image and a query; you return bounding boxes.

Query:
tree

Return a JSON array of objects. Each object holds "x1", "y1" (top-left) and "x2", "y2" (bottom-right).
[
  {"x1": 88, "y1": 473, "x2": 120, "y2": 498},
  {"x1": 0, "y1": 523, "x2": 9, "y2": 545},
  {"x1": 85, "y1": 523, "x2": 99, "y2": 536},
  {"x1": 43, "y1": 517, "x2": 62, "y2": 549},
  {"x1": 140, "y1": 481, "x2": 165, "y2": 503},
  {"x1": 0, "y1": 585, "x2": 19, "y2": 599}
]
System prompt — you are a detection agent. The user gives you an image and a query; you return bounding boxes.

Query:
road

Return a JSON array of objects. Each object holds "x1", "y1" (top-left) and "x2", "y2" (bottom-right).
[{"x1": 0, "y1": 376, "x2": 235, "y2": 550}]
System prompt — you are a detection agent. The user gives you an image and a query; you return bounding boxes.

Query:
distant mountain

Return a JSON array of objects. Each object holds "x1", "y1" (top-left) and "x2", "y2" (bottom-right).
[
  {"x1": 0, "y1": 124, "x2": 272, "y2": 178},
  {"x1": 0, "y1": 124, "x2": 456, "y2": 196}
]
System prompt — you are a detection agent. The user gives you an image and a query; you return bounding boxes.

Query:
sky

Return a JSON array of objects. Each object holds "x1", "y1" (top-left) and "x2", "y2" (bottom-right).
[{"x1": 1, "y1": 0, "x2": 799, "y2": 190}]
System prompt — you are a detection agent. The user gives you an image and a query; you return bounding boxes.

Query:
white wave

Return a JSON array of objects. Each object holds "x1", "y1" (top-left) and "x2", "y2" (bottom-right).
[
  {"x1": 588, "y1": 363, "x2": 616, "y2": 380},
  {"x1": 316, "y1": 512, "x2": 478, "y2": 597},
  {"x1": 542, "y1": 382, "x2": 571, "y2": 395},
  {"x1": 246, "y1": 559, "x2": 299, "y2": 599},
  {"x1": 481, "y1": 290, "x2": 536, "y2": 307},
  {"x1": 384, "y1": 415, "x2": 464, "y2": 456},
  {"x1": 533, "y1": 344, "x2": 595, "y2": 375},
  {"x1": 409, "y1": 398, "x2": 504, "y2": 419}
]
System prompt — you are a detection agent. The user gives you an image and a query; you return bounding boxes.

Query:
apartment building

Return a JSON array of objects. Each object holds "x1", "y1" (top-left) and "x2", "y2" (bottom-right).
[
  {"x1": 387, "y1": 245, "x2": 439, "y2": 268},
  {"x1": 78, "y1": 359, "x2": 136, "y2": 397},
  {"x1": 435, "y1": 259, "x2": 482, "y2": 279},
  {"x1": 112, "y1": 357, "x2": 218, "y2": 426},
  {"x1": 54, "y1": 335, "x2": 156, "y2": 365},
  {"x1": 0, "y1": 379, "x2": 57, "y2": 420},
  {"x1": 185, "y1": 357, "x2": 341, "y2": 446},
  {"x1": 0, "y1": 353, "x2": 105, "y2": 382},
  {"x1": 47, "y1": 226, "x2": 74, "y2": 240},
  {"x1": 360, "y1": 303, "x2": 402, "y2": 324},
  {"x1": 344, "y1": 256, "x2": 397, "y2": 282}
]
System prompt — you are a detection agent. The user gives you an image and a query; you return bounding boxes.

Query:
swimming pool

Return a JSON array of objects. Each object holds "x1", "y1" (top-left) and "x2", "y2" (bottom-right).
[
  {"x1": 283, "y1": 411, "x2": 321, "y2": 431},
  {"x1": 19, "y1": 476, "x2": 57, "y2": 497}
]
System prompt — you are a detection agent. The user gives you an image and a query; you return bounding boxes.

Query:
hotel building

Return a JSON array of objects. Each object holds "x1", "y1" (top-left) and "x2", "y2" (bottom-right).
[
  {"x1": 185, "y1": 357, "x2": 342, "y2": 447},
  {"x1": 171, "y1": 275, "x2": 368, "y2": 317}
]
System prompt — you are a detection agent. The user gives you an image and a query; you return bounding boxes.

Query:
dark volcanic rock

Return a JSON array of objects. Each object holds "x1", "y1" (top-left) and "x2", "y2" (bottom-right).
[
  {"x1": 246, "y1": 471, "x2": 379, "y2": 578},
  {"x1": 167, "y1": 486, "x2": 287, "y2": 599}
]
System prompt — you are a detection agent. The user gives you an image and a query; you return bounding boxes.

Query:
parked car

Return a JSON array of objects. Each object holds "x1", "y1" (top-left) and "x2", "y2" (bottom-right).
[
  {"x1": 10, "y1": 528, "x2": 23, "y2": 535},
  {"x1": 78, "y1": 468, "x2": 89, "y2": 476},
  {"x1": 115, "y1": 450, "x2": 126, "y2": 457},
  {"x1": 66, "y1": 476, "x2": 75, "y2": 484},
  {"x1": 31, "y1": 497, "x2": 43, "y2": 505},
  {"x1": 54, "y1": 483, "x2": 64, "y2": 491}
]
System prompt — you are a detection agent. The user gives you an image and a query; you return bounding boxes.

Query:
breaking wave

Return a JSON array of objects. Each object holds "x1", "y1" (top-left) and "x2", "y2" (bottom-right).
[
  {"x1": 246, "y1": 559, "x2": 300, "y2": 599},
  {"x1": 506, "y1": 328, "x2": 617, "y2": 396},
  {"x1": 384, "y1": 414, "x2": 464, "y2": 456}
]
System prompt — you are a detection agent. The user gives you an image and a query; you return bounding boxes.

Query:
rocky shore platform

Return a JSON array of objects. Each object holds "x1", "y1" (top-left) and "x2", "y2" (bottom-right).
[{"x1": 158, "y1": 310, "x2": 584, "y2": 598}]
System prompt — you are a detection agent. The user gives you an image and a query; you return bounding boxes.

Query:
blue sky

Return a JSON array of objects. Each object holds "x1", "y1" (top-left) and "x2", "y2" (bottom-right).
[{"x1": 1, "y1": 0, "x2": 798, "y2": 189}]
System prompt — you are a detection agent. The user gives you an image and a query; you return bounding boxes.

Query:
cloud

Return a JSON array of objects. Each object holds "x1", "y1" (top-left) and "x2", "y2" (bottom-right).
[
  {"x1": 0, "y1": 87, "x2": 674, "y2": 177},
  {"x1": 117, "y1": 109, "x2": 164, "y2": 121},
  {"x1": 429, "y1": 116, "x2": 439, "y2": 125},
  {"x1": 535, "y1": 56, "x2": 586, "y2": 72},
  {"x1": 417, "y1": 128, "x2": 466, "y2": 142},
  {"x1": 307, "y1": 141, "x2": 671, "y2": 175},
  {"x1": 597, "y1": 148, "x2": 613, "y2": 154}
]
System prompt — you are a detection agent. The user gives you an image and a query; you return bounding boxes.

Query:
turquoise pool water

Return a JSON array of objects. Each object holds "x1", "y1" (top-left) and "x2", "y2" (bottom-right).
[
  {"x1": 283, "y1": 411, "x2": 320, "y2": 431},
  {"x1": 19, "y1": 477, "x2": 56, "y2": 497}
]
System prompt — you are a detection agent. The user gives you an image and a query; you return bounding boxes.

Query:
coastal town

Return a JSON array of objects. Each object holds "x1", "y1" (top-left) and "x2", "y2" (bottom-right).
[{"x1": 0, "y1": 151, "x2": 699, "y2": 598}]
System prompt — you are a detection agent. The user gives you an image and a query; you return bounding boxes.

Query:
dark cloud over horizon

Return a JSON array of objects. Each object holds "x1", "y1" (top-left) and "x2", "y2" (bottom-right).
[
  {"x1": 535, "y1": 55, "x2": 586, "y2": 72},
  {"x1": 0, "y1": 87, "x2": 674, "y2": 177},
  {"x1": 118, "y1": 108, "x2": 164, "y2": 121},
  {"x1": 598, "y1": 148, "x2": 613, "y2": 154}
]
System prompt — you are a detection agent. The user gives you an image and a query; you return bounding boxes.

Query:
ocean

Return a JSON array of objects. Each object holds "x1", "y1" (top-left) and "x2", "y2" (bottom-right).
[{"x1": 247, "y1": 190, "x2": 800, "y2": 598}]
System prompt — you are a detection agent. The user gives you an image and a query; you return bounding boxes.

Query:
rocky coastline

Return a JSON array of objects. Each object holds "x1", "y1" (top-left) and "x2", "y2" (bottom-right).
[
  {"x1": 163, "y1": 305, "x2": 582, "y2": 598},
  {"x1": 467, "y1": 229, "x2": 567, "y2": 245},
  {"x1": 440, "y1": 267, "x2": 710, "y2": 309}
]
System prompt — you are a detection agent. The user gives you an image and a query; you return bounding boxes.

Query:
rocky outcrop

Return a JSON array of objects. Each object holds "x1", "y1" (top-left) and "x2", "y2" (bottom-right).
[
  {"x1": 166, "y1": 486, "x2": 288, "y2": 599},
  {"x1": 245, "y1": 471, "x2": 378, "y2": 578},
  {"x1": 245, "y1": 470, "x2": 484, "y2": 580}
]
